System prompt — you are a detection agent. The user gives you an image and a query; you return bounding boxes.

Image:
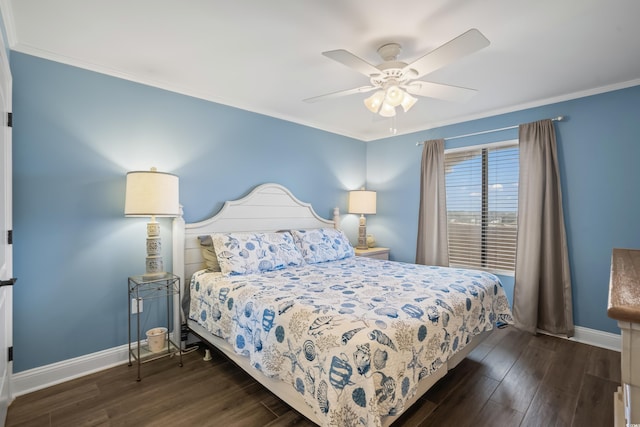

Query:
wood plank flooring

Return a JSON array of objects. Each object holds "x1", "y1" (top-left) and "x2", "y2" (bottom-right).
[{"x1": 6, "y1": 326, "x2": 620, "y2": 426}]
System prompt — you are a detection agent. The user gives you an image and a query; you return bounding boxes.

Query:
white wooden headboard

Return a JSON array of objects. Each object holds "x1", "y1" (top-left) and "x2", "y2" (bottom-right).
[{"x1": 172, "y1": 183, "x2": 339, "y2": 285}]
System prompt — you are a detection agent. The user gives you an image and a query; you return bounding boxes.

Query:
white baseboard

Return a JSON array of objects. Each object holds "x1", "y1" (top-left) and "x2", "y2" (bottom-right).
[
  {"x1": 10, "y1": 326, "x2": 621, "y2": 398},
  {"x1": 12, "y1": 343, "x2": 130, "y2": 397},
  {"x1": 571, "y1": 325, "x2": 621, "y2": 352}
]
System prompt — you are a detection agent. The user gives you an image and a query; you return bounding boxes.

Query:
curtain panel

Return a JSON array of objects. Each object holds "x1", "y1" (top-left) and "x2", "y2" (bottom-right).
[
  {"x1": 513, "y1": 119, "x2": 574, "y2": 337},
  {"x1": 416, "y1": 139, "x2": 449, "y2": 266}
]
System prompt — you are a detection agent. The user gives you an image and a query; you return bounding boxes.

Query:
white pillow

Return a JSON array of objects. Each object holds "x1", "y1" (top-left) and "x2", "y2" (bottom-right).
[
  {"x1": 211, "y1": 232, "x2": 305, "y2": 276},
  {"x1": 291, "y1": 228, "x2": 354, "y2": 264}
]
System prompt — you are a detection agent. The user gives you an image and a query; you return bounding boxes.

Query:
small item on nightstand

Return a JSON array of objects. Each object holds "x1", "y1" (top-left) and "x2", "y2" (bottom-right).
[
  {"x1": 146, "y1": 327, "x2": 168, "y2": 353},
  {"x1": 366, "y1": 234, "x2": 376, "y2": 248}
]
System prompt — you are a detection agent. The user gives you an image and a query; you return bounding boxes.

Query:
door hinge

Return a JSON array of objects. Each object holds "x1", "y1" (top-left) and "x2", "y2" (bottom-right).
[
  {"x1": 7, "y1": 230, "x2": 12, "y2": 245},
  {"x1": 7, "y1": 112, "x2": 11, "y2": 128},
  {"x1": 7, "y1": 346, "x2": 12, "y2": 362}
]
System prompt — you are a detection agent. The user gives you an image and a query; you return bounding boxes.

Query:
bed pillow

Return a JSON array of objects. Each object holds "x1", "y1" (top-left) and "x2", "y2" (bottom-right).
[
  {"x1": 198, "y1": 235, "x2": 221, "y2": 272},
  {"x1": 211, "y1": 231, "x2": 305, "y2": 276},
  {"x1": 291, "y1": 228, "x2": 354, "y2": 264}
]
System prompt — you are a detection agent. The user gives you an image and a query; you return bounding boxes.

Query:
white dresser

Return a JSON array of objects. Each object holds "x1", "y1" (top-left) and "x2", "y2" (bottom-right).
[{"x1": 608, "y1": 248, "x2": 640, "y2": 426}]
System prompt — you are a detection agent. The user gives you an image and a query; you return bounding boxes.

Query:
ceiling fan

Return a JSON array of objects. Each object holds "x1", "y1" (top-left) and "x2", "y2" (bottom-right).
[{"x1": 303, "y1": 29, "x2": 490, "y2": 117}]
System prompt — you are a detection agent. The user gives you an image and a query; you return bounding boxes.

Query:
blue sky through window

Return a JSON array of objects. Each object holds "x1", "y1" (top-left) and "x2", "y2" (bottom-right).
[{"x1": 445, "y1": 146, "x2": 518, "y2": 213}]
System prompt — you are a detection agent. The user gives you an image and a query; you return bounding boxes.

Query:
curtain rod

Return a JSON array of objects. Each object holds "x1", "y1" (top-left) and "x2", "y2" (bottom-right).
[{"x1": 416, "y1": 116, "x2": 565, "y2": 146}]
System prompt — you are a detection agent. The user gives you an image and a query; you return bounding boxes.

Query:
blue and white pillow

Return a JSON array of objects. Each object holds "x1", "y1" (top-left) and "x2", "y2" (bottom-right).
[
  {"x1": 291, "y1": 228, "x2": 354, "y2": 264},
  {"x1": 211, "y1": 232, "x2": 305, "y2": 276}
]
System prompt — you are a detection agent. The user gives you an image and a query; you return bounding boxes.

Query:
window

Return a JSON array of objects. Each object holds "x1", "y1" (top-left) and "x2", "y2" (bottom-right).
[{"x1": 444, "y1": 140, "x2": 518, "y2": 274}]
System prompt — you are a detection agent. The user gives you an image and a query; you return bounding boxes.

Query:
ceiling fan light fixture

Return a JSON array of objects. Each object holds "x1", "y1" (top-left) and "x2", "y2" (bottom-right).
[
  {"x1": 364, "y1": 90, "x2": 385, "y2": 113},
  {"x1": 379, "y1": 102, "x2": 396, "y2": 117},
  {"x1": 401, "y1": 92, "x2": 418, "y2": 112},
  {"x1": 309, "y1": 29, "x2": 490, "y2": 123}
]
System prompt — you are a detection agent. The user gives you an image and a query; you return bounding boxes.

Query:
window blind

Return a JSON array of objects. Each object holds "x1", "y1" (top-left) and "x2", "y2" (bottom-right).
[{"x1": 444, "y1": 142, "x2": 519, "y2": 274}]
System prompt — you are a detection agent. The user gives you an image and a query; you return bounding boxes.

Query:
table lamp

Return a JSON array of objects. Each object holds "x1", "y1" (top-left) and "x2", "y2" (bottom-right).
[
  {"x1": 348, "y1": 189, "x2": 376, "y2": 250},
  {"x1": 125, "y1": 167, "x2": 180, "y2": 278}
]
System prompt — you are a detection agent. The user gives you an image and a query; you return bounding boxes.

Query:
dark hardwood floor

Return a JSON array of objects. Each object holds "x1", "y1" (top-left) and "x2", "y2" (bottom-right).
[{"x1": 6, "y1": 326, "x2": 620, "y2": 426}]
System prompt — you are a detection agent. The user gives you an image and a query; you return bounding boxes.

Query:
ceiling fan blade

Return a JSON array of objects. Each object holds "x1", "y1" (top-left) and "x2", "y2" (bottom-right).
[
  {"x1": 403, "y1": 29, "x2": 490, "y2": 79},
  {"x1": 303, "y1": 86, "x2": 377, "y2": 103},
  {"x1": 322, "y1": 49, "x2": 381, "y2": 77},
  {"x1": 404, "y1": 81, "x2": 478, "y2": 103}
]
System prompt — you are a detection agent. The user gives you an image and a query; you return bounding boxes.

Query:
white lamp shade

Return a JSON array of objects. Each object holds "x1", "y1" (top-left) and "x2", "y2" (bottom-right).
[
  {"x1": 401, "y1": 92, "x2": 418, "y2": 112},
  {"x1": 348, "y1": 190, "x2": 377, "y2": 215},
  {"x1": 125, "y1": 169, "x2": 180, "y2": 217},
  {"x1": 385, "y1": 85, "x2": 404, "y2": 107},
  {"x1": 364, "y1": 90, "x2": 385, "y2": 113},
  {"x1": 379, "y1": 102, "x2": 396, "y2": 118}
]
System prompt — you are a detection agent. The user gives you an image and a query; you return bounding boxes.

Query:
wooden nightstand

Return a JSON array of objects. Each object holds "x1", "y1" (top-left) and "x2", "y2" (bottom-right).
[{"x1": 355, "y1": 247, "x2": 390, "y2": 260}]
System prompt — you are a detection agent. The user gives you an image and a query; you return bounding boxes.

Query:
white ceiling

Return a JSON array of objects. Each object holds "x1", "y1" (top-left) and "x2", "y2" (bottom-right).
[{"x1": 4, "y1": 0, "x2": 640, "y2": 141}]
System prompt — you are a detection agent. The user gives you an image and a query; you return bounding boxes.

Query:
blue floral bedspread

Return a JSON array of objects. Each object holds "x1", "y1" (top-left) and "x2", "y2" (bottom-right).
[{"x1": 189, "y1": 257, "x2": 513, "y2": 426}]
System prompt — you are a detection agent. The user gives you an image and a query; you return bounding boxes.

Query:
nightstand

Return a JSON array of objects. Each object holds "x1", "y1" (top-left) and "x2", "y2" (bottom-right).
[
  {"x1": 128, "y1": 273, "x2": 182, "y2": 381},
  {"x1": 355, "y1": 247, "x2": 390, "y2": 260}
]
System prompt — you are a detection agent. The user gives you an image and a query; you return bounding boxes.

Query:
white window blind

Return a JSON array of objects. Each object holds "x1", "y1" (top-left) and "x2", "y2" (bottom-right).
[{"x1": 444, "y1": 141, "x2": 519, "y2": 274}]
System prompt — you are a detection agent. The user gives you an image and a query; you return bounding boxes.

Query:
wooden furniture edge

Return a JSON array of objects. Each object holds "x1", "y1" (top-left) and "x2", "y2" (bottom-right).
[{"x1": 607, "y1": 248, "x2": 640, "y2": 323}]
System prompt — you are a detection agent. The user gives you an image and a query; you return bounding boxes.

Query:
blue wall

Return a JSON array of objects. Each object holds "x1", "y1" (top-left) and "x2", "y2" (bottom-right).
[
  {"x1": 366, "y1": 85, "x2": 640, "y2": 334},
  {"x1": 11, "y1": 52, "x2": 365, "y2": 372},
  {"x1": 11, "y1": 50, "x2": 640, "y2": 372}
]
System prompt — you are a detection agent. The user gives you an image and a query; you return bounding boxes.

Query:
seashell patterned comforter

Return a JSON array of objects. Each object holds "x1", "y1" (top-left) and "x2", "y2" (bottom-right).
[{"x1": 189, "y1": 256, "x2": 513, "y2": 426}]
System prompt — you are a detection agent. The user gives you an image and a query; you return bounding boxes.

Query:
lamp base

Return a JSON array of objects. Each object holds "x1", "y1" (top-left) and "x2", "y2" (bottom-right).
[
  {"x1": 143, "y1": 218, "x2": 166, "y2": 279},
  {"x1": 356, "y1": 223, "x2": 368, "y2": 250},
  {"x1": 143, "y1": 256, "x2": 166, "y2": 280}
]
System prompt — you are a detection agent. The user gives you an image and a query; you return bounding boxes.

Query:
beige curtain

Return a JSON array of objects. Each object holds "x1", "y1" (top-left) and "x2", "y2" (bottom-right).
[
  {"x1": 513, "y1": 119, "x2": 574, "y2": 337},
  {"x1": 416, "y1": 139, "x2": 449, "y2": 266}
]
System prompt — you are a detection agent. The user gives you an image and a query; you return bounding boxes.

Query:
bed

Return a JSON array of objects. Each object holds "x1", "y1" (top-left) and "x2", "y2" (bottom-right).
[{"x1": 172, "y1": 183, "x2": 513, "y2": 426}]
